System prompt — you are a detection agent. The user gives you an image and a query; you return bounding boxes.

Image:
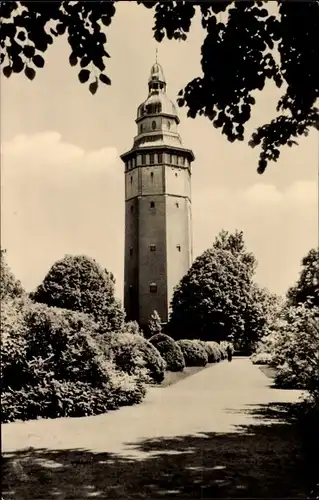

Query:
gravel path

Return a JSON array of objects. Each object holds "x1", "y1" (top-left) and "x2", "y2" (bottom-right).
[{"x1": 2, "y1": 358, "x2": 306, "y2": 499}]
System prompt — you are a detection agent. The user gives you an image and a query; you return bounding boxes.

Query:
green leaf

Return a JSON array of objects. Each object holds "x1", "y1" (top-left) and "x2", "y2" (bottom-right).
[
  {"x1": 89, "y1": 80, "x2": 98, "y2": 95},
  {"x1": 33, "y1": 55, "x2": 44, "y2": 68},
  {"x1": 24, "y1": 66, "x2": 36, "y2": 80},
  {"x1": 99, "y1": 73, "x2": 111, "y2": 85},
  {"x1": 78, "y1": 69, "x2": 90, "y2": 83}
]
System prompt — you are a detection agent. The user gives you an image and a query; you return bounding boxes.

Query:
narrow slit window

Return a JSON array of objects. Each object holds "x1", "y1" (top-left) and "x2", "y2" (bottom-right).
[
  {"x1": 130, "y1": 205, "x2": 134, "y2": 213},
  {"x1": 150, "y1": 201, "x2": 155, "y2": 208},
  {"x1": 149, "y1": 283, "x2": 157, "y2": 293},
  {"x1": 130, "y1": 176, "x2": 133, "y2": 184},
  {"x1": 176, "y1": 245, "x2": 181, "y2": 252},
  {"x1": 150, "y1": 245, "x2": 156, "y2": 252},
  {"x1": 176, "y1": 202, "x2": 179, "y2": 208},
  {"x1": 129, "y1": 247, "x2": 133, "y2": 256}
]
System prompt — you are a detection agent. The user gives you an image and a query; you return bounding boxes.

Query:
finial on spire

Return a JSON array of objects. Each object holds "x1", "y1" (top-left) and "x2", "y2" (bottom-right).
[{"x1": 155, "y1": 47, "x2": 158, "y2": 63}]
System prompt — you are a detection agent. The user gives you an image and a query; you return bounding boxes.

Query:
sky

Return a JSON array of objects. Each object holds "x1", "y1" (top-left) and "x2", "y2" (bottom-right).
[{"x1": 1, "y1": 2, "x2": 318, "y2": 299}]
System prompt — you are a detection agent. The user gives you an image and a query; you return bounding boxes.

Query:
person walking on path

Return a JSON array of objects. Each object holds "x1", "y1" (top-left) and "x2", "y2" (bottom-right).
[{"x1": 226, "y1": 343, "x2": 234, "y2": 362}]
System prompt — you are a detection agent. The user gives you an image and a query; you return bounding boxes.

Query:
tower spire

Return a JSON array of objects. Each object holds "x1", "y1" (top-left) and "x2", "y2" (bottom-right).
[{"x1": 155, "y1": 46, "x2": 158, "y2": 63}]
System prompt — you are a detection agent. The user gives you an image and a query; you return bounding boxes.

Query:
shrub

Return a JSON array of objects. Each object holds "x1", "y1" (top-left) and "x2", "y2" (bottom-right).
[
  {"x1": 177, "y1": 339, "x2": 208, "y2": 367},
  {"x1": 30, "y1": 255, "x2": 125, "y2": 333},
  {"x1": 250, "y1": 351, "x2": 272, "y2": 365},
  {"x1": 149, "y1": 333, "x2": 185, "y2": 372},
  {"x1": 1, "y1": 300, "x2": 146, "y2": 423},
  {"x1": 202, "y1": 341, "x2": 223, "y2": 363},
  {"x1": 257, "y1": 305, "x2": 319, "y2": 395},
  {"x1": 98, "y1": 331, "x2": 166, "y2": 384},
  {"x1": 148, "y1": 310, "x2": 162, "y2": 336},
  {"x1": 123, "y1": 320, "x2": 144, "y2": 337}
]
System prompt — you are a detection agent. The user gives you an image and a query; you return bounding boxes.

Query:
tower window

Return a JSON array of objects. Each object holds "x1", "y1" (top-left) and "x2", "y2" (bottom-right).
[
  {"x1": 150, "y1": 244, "x2": 156, "y2": 252},
  {"x1": 142, "y1": 154, "x2": 146, "y2": 165},
  {"x1": 150, "y1": 153, "x2": 154, "y2": 165},
  {"x1": 176, "y1": 245, "x2": 181, "y2": 252},
  {"x1": 176, "y1": 202, "x2": 179, "y2": 208},
  {"x1": 149, "y1": 283, "x2": 157, "y2": 293},
  {"x1": 130, "y1": 205, "x2": 134, "y2": 213},
  {"x1": 152, "y1": 120, "x2": 156, "y2": 130},
  {"x1": 158, "y1": 153, "x2": 163, "y2": 163},
  {"x1": 175, "y1": 172, "x2": 178, "y2": 177},
  {"x1": 128, "y1": 160, "x2": 131, "y2": 169},
  {"x1": 140, "y1": 124, "x2": 144, "y2": 133},
  {"x1": 172, "y1": 155, "x2": 177, "y2": 165},
  {"x1": 130, "y1": 176, "x2": 133, "y2": 184},
  {"x1": 129, "y1": 247, "x2": 133, "y2": 256},
  {"x1": 132, "y1": 157, "x2": 136, "y2": 168},
  {"x1": 180, "y1": 157, "x2": 185, "y2": 166},
  {"x1": 167, "y1": 121, "x2": 171, "y2": 130},
  {"x1": 150, "y1": 201, "x2": 155, "y2": 208},
  {"x1": 168, "y1": 154, "x2": 172, "y2": 163}
]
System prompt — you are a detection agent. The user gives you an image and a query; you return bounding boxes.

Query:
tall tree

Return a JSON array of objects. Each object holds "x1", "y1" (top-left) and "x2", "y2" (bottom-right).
[
  {"x1": 169, "y1": 230, "x2": 255, "y2": 344},
  {"x1": 31, "y1": 255, "x2": 125, "y2": 333},
  {"x1": 213, "y1": 229, "x2": 257, "y2": 276},
  {"x1": 287, "y1": 248, "x2": 319, "y2": 308},
  {"x1": 1, "y1": 1, "x2": 318, "y2": 172},
  {"x1": 169, "y1": 230, "x2": 279, "y2": 352}
]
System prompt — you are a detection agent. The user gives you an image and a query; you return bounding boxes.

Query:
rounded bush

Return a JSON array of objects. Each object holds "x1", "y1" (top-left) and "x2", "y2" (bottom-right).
[
  {"x1": 31, "y1": 255, "x2": 125, "y2": 333},
  {"x1": 176, "y1": 339, "x2": 208, "y2": 367},
  {"x1": 199, "y1": 341, "x2": 222, "y2": 363},
  {"x1": 101, "y1": 332, "x2": 166, "y2": 384},
  {"x1": 250, "y1": 352, "x2": 272, "y2": 365},
  {"x1": 149, "y1": 333, "x2": 185, "y2": 372},
  {"x1": 1, "y1": 300, "x2": 146, "y2": 422}
]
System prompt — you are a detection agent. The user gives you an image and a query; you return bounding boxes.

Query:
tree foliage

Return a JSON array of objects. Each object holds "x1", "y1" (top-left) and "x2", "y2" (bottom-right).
[
  {"x1": 0, "y1": 249, "x2": 25, "y2": 302},
  {"x1": 176, "y1": 339, "x2": 208, "y2": 367},
  {"x1": 30, "y1": 255, "x2": 125, "y2": 333},
  {"x1": 169, "y1": 230, "x2": 277, "y2": 352},
  {"x1": 123, "y1": 320, "x2": 144, "y2": 337},
  {"x1": 268, "y1": 305, "x2": 318, "y2": 396},
  {"x1": 98, "y1": 331, "x2": 166, "y2": 384},
  {"x1": 148, "y1": 310, "x2": 162, "y2": 336},
  {"x1": 287, "y1": 248, "x2": 319, "y2": 309},
  {"x1": 1, "y1": 1, "x2": 318, "y2": 172},
  {"x1": 149, "y1": 333, "x2": 185, "y2": 372},
  {"x1": 1, "y1": 300, "x2": 145, "y2": 422}
]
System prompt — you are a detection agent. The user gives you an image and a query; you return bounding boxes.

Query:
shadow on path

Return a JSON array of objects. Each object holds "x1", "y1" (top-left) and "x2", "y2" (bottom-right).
[{"x1": 2, "y1": 402, "x2": 311, "y2": 499}]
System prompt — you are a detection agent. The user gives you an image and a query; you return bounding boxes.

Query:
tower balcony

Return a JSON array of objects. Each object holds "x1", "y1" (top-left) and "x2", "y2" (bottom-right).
[{"x1": 133, "y1": 131, "x2": 182, "y2": 149}]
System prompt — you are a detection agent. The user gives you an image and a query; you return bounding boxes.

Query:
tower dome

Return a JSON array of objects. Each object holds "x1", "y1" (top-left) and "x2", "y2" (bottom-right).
[
  {"x1": 148, "y1": 62, "x2": 166, "y2": 87},
  {"x1": 137, "y1": 60, "x2": 178, "y2": 122}
]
